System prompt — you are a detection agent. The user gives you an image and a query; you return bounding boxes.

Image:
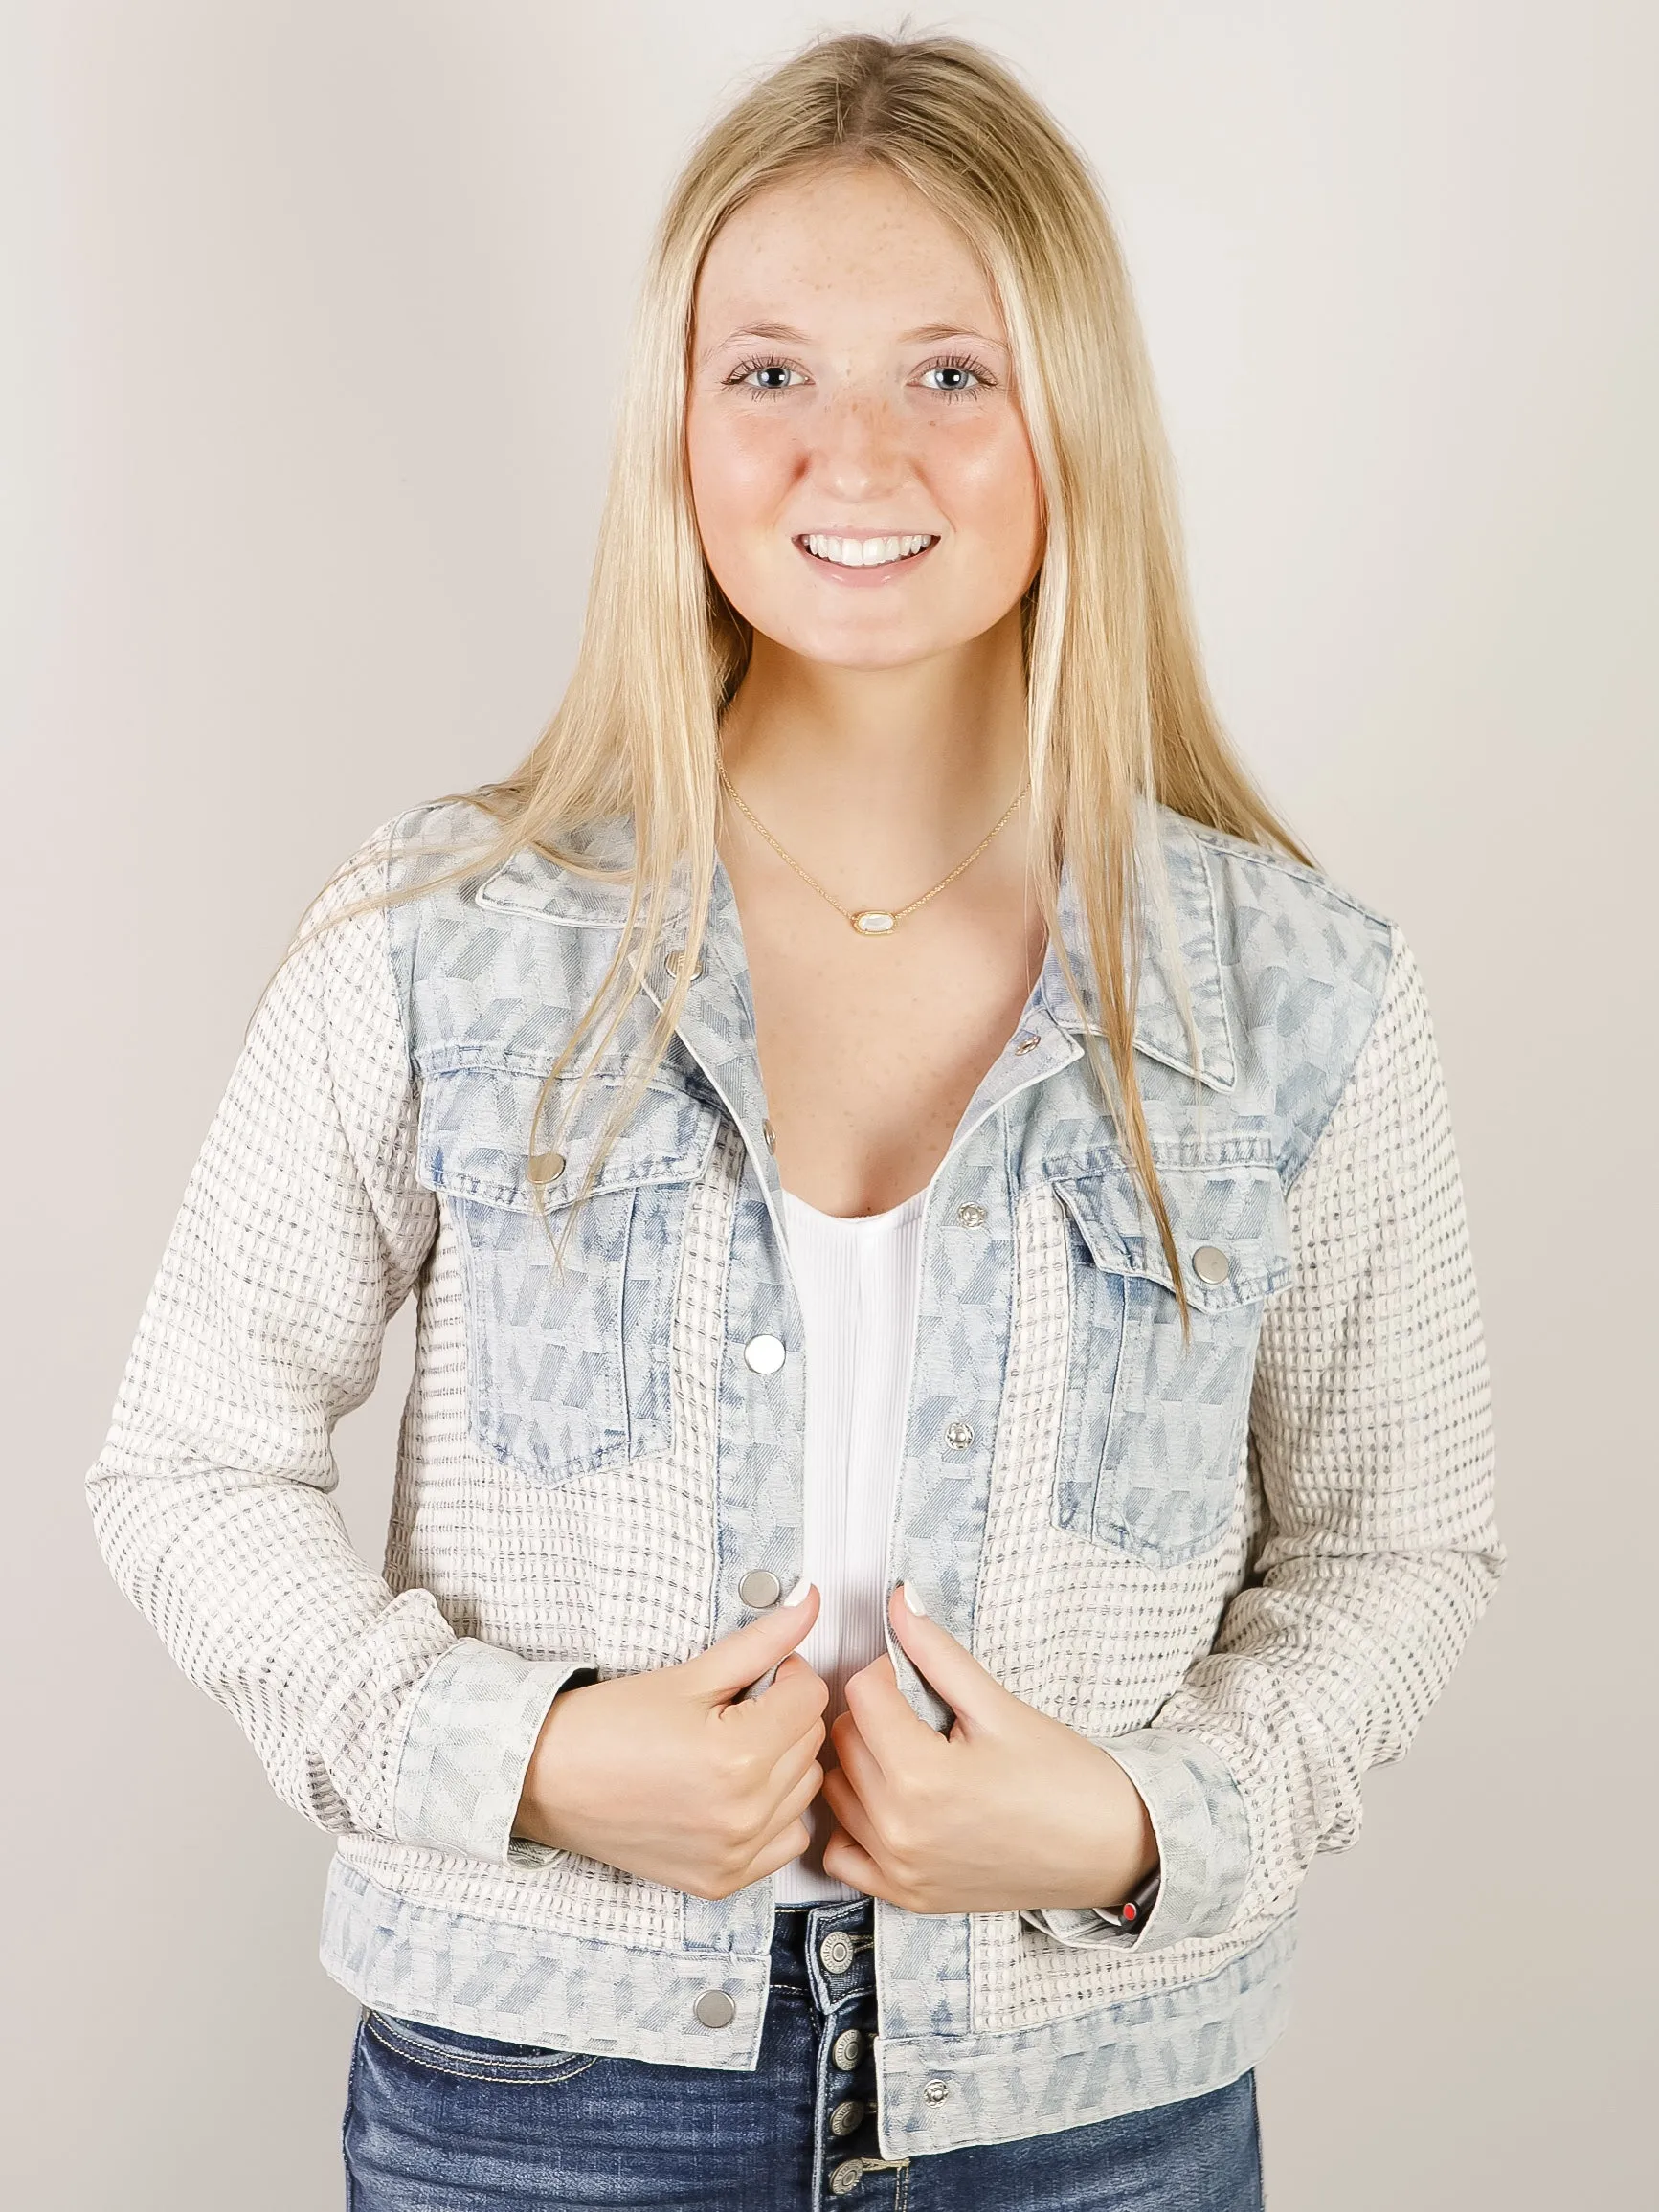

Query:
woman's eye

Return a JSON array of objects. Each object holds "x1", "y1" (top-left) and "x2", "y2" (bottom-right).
[
  {"x1": 918, "y1": 357, "x2": 989, "y2": 399},
  {"x1": 728, "y1": 357, "x2": 803, "y2": 397}
]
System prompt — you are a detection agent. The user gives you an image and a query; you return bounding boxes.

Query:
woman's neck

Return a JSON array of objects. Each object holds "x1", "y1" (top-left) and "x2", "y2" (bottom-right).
[{"x1": 716, "y1": 610, "x2": 1031, "y2": 883}]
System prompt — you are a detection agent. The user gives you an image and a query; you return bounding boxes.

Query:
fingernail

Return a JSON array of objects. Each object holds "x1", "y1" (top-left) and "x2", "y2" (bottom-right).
[
  {"x1": 784, "y1": 1577, "x2": 813, "y2": 1607},
  {"x1": 901, "y1": 1580, "x2": 929, "y2": 1617}
]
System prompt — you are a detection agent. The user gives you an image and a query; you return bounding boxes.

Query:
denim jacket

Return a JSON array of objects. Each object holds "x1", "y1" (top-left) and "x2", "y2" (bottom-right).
[{"x1": 87, "y1": 795, "x2": 1503, "y2": 2159}]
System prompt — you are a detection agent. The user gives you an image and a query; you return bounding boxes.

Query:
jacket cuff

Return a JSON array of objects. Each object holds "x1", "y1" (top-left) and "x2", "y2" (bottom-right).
[
  {"x1": 391, "y1": 1638, "x2": 593, "y2": 1866},
  {"x1": 1021, "y1": 1726, "x2": 1252, "y2": 1954}
]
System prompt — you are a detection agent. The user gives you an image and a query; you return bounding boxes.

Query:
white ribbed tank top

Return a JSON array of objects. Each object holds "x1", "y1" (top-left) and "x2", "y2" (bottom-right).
[{"x1": 773, "y1": 1179, "x2": 928, "y2": 1905}]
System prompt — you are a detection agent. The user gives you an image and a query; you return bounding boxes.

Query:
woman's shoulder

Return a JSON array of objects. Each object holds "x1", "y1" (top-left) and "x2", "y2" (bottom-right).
[
  {"x1": 1151, "y1": 806, "x2": 1413, "y2": 1165},
  {"x1": 1161, "y1": 805, "x2": 1395, "y2": 939},
  {"x1": 1156, "y1": 801, "x2": 1401, "y2": 1006}
]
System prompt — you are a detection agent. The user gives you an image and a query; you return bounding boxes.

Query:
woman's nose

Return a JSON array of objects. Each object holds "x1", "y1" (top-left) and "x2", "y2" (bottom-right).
[{"x1": 811, "y1": 389, "x2": 908, "y2": 499}]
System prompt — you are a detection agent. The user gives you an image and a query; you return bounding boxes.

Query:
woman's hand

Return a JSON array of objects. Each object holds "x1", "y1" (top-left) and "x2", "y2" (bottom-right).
[
  {"x1": 513, "y1": 1586, "x2": 829, "y2": 1900},
  {"x1": 819, "y1": 1585, "x2": 1158, "y2": 1914}
]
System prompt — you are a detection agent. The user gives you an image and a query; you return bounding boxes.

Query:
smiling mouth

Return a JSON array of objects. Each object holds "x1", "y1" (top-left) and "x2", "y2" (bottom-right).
[{"x1": 796, "y1": 532, "x2": 938, "y2": 569}]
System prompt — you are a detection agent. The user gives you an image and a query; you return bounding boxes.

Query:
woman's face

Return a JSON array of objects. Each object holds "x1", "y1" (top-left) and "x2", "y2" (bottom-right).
[{"x1": 685, "y1": 162, "x2": 1043, "y2": 673}]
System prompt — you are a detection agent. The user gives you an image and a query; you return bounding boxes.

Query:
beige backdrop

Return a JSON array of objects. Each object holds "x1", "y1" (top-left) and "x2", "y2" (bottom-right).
[{"x1": 5, "y1": 4, "x2": 1653, "y2": 2205}]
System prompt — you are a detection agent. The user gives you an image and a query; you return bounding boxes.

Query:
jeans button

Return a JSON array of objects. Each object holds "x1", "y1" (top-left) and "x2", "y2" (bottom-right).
[
  {"x1": 955, "y1": 1202, "x2": 987, "y2": 1227},
  {"x1": 818, "y1": 1931, "x2": 856, "y2": 1974},
  {"x1": 743, "y1": 1333, "x2": 786, "y2": 1374},
  {"x1": 693, "y1": 1989, "x2": 735, "y2": 2029},
  {"x1": 944, "y1": 1418, "x2": 974, "y2": 1450},
  {"x1": 832, "y1": 2028, "x2": 864, "y2": 2071},
  {"x1": 737, "y1": 1569, "x2": 782, "y2": 1609},
  {"x1": 830, "y1": 2099, "x2": 865, "y2": 2137},
  {"x1": 1192, "y1": 1243, "x2": 1231, "y2": 1285},
  {"x1": 829, "y1": 2162, "x2": 865, "y2": 2197},
  {"x1": 923, "y1": 2077, "x2": 951, "y2": 2103}
]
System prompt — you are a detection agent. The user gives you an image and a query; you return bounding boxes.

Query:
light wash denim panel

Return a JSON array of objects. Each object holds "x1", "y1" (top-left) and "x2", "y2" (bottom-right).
[{"x1": 87, "y1": 795, "x2": 1503, "y2": 2161}]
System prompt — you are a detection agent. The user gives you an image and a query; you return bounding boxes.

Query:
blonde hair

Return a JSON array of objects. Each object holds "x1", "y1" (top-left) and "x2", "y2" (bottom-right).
[{"x1": 274, "y1": 28, "x2": 1311, "y2": 1311}]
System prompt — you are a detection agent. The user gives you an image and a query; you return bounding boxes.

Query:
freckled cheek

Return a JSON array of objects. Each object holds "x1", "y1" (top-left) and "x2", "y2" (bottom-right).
[
  {"x1": 928, "y1": 425, "x2": 1043, "y2": 578},
  {"x1": 688, "y1": 419, "x2": 803, "y2": 576},
  {"x1": 942, "y1": 427, "x2": 1043, "y2": 539}
]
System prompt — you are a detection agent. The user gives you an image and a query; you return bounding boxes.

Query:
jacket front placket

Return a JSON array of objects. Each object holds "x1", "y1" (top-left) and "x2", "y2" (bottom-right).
[{"x1": 634, "y1": 846, "x2": 1090, "y2": 2028}]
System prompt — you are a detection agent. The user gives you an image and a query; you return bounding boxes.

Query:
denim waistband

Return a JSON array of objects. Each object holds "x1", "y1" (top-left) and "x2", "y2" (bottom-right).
[{"x1": 769, "y1": 1898, "x2": 875, "y2": 2000}]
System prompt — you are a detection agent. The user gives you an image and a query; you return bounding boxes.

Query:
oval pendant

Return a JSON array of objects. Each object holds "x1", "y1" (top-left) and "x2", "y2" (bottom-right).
[{"x1": 851, "y1": 910, "x2": 896, "y2": 935}]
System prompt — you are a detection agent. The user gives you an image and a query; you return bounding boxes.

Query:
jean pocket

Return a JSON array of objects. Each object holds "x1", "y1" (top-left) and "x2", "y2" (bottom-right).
[
  {"x1": 1050, "y1": 1162, "x2": 1292, "y2": 1566},
  {"x1": 361, "y1": 2008, "x2": 602, "y2": 2086},
  {"x1": 416, "y1": 1063, "x2": 722, "y2": 1488}
]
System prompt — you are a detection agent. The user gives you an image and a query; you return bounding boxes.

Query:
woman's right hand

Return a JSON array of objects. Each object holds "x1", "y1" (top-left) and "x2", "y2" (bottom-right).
[{"x1": 511, "y1": 1585, "x2": 830, "y2": 1900}]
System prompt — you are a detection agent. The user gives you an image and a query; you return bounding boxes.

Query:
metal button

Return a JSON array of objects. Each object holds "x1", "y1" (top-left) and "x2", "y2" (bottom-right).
[
  {"x1": 923, "y1": 2078, "x2": 951, "y2": 2104},
  {"x1": 1191, "y1": 1244, "x2": 1231, "y2": 1285},
  {"x1": 527, "y1": 1150, "x2": 566, "y2": 1184},
  {"x1": 663, "y1": 948, "x2": 704, "y2": 980},
  {"x1": 693, "y1": 1988, "x2": 735, "y2": 2029},
  {"x1": 830, "y1": 2099, "x2": 865, "y2": 2137},
  {"x1": 762, "y1": 1117, "x2": 776, "y2": 1153},
  {"x1": 944, "y1": 1418, "x2": 974, "y2": 1450},
  {"x1": 829, "y1": 2164, "x2": 865, "y2": 2199},
  {"x1": 737, "y1": 1569, "x2": 782, "y2": 1609},
  {"x1": 1012, "y1": 1030, "x2": 1041, "y2": 1054},
  {"x1": 832, "y1": 2028, "x2": 864, "y2": 2071},
  {"x1": 818, "y1": 1931, "x2": 856, "y2": 1974},
  {"x1": 956, "y1": 1202, "x2": 987, "y2": 1228},
  {"x1": 743, "y1": 1333, "x2": 786, "y2": 1374}
]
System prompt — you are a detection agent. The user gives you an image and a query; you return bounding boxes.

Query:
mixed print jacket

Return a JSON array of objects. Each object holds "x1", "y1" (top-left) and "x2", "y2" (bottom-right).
[{"x1": 86, "y1": 796, "x2": 1503, "y2": 2159}]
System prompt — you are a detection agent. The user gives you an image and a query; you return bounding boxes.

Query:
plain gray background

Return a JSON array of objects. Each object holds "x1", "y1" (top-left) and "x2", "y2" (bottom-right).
[{"x1": 5, "y1": 4, "x2": 1654, "y2": 2205}]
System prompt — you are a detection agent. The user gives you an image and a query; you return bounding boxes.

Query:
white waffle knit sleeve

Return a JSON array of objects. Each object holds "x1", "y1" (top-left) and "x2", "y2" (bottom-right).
[
  {"x1": 85, "y1": 817, "x2": 586, "y2": 1863},
  {"x1": 1043, "y1": 925, "x2": 1505, "y2": 1952}
]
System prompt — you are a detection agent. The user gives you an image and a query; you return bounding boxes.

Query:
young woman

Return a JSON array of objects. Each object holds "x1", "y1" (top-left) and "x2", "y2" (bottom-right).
[{"x1": 88, "y1": 31, "x2": 1504, "y2": 2212}]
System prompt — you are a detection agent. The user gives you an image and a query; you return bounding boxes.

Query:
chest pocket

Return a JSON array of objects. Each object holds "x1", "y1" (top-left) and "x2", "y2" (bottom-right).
[
  {"x1": 416, "y1": 1064, "x2": 723, "y2": 1488},
  {"x1": 1048, "y1": 1162, "x2": 1293, "y2": 1566}
]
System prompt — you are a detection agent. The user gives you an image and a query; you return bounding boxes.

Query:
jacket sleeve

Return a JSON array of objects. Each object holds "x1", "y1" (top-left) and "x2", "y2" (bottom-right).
[
  {"x1": 85, "y1": 816, "x2": 588, "y2": 1865},
  {"x1": 1031, "y1": 925, "x2": 1505, "y2": 1953}
]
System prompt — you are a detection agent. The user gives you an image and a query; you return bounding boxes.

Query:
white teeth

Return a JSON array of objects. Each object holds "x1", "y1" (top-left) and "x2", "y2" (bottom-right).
[{"x1": 801, "y1": 532, "x2": 934, "y2": 568}]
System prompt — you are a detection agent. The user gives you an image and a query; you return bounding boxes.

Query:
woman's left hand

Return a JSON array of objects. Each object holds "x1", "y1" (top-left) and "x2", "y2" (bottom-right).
[{"x1": 819, "y1": 1584, "x2": 1159, "y2": 1915}]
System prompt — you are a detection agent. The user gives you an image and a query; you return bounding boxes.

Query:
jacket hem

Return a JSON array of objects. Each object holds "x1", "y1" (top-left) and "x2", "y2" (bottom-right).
[
  {"x1": 321, "y1": 1857, "x2": 774, "y2": 2070},
  {"x1": 873, "y1": 1910, "x2": 1299, "y2": 2157},
  {"x1": 321, "y1": 1855, "x2": 1298, "y2": 2156}
]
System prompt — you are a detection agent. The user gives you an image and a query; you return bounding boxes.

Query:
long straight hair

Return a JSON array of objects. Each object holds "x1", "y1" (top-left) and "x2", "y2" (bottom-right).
[{"x1": 271, "y1": 30, "x2": 1312, "y2": 1310}]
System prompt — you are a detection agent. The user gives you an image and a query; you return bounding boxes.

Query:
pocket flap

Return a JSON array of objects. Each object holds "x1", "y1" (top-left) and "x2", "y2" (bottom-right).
[
  {"x1": 416, "y1": 1067, "x2": 721, "y2": 1212},
  {"x1": 1051, "y1": 1163, "x2": 1293, "y2": 1310}
]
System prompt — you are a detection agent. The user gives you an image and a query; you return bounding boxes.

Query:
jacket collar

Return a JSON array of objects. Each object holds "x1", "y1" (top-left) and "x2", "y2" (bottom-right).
[{"x1": 470, "y1": 800, "x2": 1235, "y2": 1092}]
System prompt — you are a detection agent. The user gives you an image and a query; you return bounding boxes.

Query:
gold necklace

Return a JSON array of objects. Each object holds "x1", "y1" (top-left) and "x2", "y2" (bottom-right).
[{"x1": 717, "y1": 761, "x2": 1030, "y2": 937}]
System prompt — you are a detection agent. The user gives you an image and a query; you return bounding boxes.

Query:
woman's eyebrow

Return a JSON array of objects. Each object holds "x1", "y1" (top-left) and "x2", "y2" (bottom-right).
[{"x1": 899, "y1": 323, "x2": 1008, "y2": 348}]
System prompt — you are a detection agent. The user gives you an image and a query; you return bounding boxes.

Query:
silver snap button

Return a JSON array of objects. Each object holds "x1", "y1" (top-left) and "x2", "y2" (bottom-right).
[
  {"x1": 663, "y1": 948, "x2": 704, "y2": 980},
  {"x1": 818, "y1": 1931, "x2": 856, "y2": 1974},
  {"x1": 1012, "y1": 1030, "x2": 1041, "y2": 1054},
  {"x1": 944, "y1": 1418, "x2": 974, "y2": 1450},
  {"x1": 956, "y1": 1202, "x2": 987, "y2": 1228},
  {"x1": 923, "y1": 2077, "x2": 951, "y2": 2104},
  {"x1": 830, "y1": 2099, "x2": 865, "y2": 2137},
  {"x1": 737, "y1": 1569, "x2": 782, "y2": 1609},
  {"x1": 832, "y1": 2028, "x2": 864, "y2": 2071},
  {"x1": 829, "y1": 2164, "x2": 865, "y2": 2199},
  {"x1": 762, "y1": 1117, "x2": 776, "y2": 1153},
  {"x1": 527, "y1": 1151, "x2": 566, "y2": 1184},
  {"x1": 693, "y1": 1988, "x2": 735, "y2": 2029},
  {"x1": 743, "y1": 1333, "x2": 786, "y2": 1374},
  {"x1": 1191, "y1": 1244, "x2": 1231, "y2": 1285}
]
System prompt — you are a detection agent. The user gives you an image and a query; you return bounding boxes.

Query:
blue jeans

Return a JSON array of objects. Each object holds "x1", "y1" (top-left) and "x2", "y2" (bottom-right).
[{"x1": 343, "y1": 1898, "x2": 1265, "y2": 2209}]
